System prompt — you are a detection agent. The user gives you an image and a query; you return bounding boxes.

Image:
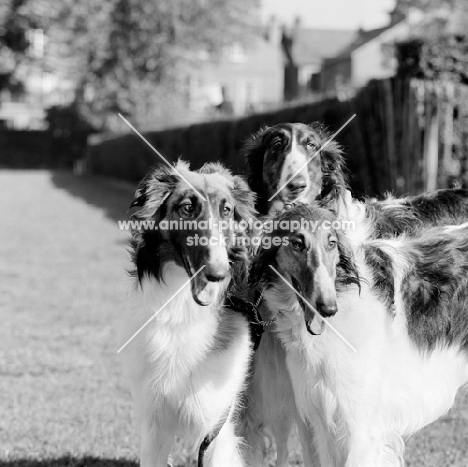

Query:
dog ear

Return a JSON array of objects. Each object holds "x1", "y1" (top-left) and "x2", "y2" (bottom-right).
[
  {"x1": 198, "y1": 161, "x2": 231, "y2": 177},
  {"x1": 130, "y1": 165, "x2": 178, "y2": 220},
  {"x1": 130, "y1": 178, "x2": 150, "y2": 208},
  {"x1": 317, "y1": 130, "x2": 348, "y2": 202},
  {"x1": 317, "y1": 128, "x2": 348, "y2": 216},
  {"x1": 336, "y1": 228, "x2": 361, "y2": 292},
  {"x1": 199, "y1": 163, "x2": 257, "y2": 222},
  {"x1": 322, "y1": 187, "x2": 353, "y2": 218},
  {"x1": 241, "y1": 126, "x2": 270, "y2": 214},
  {"x1": 248, "y1": 233, "x2": 280, "y2": 293},
  {"x1": 241, "y1": 126, "x2": 269, "y2": 166},
  {"x1": 226, "y1": 175, "x2": 257, "y2": 265},
  {"x1": 232, "y1": 175, "x2": 257, "y2": 223}
]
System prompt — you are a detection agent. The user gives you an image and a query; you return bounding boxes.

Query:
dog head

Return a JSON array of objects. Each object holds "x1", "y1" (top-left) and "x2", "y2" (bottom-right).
[
  {"x1": 242, "y1": 123, "x2": 347, "y2": 215},
  {"x1": 250, "y1": 204, "x2": 359, "y2": 332},
  {"x1": 130, "y1": 160, "x2": 256, "y2": 306}
]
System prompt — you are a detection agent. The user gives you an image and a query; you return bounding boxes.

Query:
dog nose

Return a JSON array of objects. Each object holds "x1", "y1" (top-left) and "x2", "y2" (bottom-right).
[
  {"x1": 317, "y1": 301, "x2": 338, "y2": 317},
  {"x1": 287, "y1": 176, "x2": 307, "y2": 192},
  {"x1": 204, "y1": 263, "x2": 229, "y2": 282}
]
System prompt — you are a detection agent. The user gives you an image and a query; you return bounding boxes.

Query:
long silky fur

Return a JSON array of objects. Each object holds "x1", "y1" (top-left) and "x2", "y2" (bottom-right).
[
  {"x1": 366, "y1": 188, "x2": 468, "y2": 238},
  {"x1": 260, "y1": 197, "x2": 468, "y2": 466},
  {"x1": 241, "y1": 120, "x2": 468, "y2": 467},
  {"x1": 123, "y1": 160, "x2": 257, "y2": 467},
  {"x1": 241, "y1": 123, "x2": 348, "y2": 215},
  {"x1": 240, "y1": 123, "x2": 350, "y2": 467}
]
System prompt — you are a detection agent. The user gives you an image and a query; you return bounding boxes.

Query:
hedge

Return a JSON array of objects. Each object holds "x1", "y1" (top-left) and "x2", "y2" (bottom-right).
[
  {"x1": 0, "y1": 130, "x2": 90, "y2": 169},
  {"x1": 86, "y1": 96, "x2": 374, "y2": 194},
  {"x1": 89, "y1": 75, "x2": 468, "y2": 197}
]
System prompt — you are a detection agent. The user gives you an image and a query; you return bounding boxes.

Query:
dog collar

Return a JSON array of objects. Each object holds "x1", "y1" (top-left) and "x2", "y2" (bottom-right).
[{"x1": 224, "y1": 289, "x2": 277, "y2": 351}]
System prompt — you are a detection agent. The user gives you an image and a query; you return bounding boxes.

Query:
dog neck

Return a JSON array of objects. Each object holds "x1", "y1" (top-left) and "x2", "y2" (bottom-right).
[{"x1": 138, "y1": 261, "x2": 225, "y2": 326}]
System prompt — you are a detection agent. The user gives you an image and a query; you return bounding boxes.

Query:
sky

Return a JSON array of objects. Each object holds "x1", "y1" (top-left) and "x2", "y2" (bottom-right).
[{"x1": 261, "y1": 0, "x2": 397, "y2": 30}]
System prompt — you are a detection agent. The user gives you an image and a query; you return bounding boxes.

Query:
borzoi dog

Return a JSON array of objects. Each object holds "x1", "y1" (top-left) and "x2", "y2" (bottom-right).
[
  {"x1": 241, "y1": 123, "x2": 347, "y2": 466},
  {"x1": 366, "y1": 188, "x2": 468, "y2": 237},
  {"x1": 122, "y1": 161, "x2": 256, "y2": 467},
  {"x1": 242, "y1": 122, "x2": 346, "y2": 215},
  {"x1": 252, "y1": 202, "x2": 468, "y2": 467},
  {"x1": 243, "y1": 122, "x2": 468, "y2": 225},
  {"x1": 241, "y1": 121, "x2": 468, "y2": 466}
]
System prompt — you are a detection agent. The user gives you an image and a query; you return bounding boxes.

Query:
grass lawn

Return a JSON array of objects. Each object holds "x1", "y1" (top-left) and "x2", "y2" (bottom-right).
[{"x1": 1, "y1": 170, "x2": 467, "y2": 467}]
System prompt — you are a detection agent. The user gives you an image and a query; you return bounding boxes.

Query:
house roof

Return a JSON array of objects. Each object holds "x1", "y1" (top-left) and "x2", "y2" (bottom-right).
[
  {"x1": 330, "y1": 18, "x2": 406, "y2": 61},
  {"x1": 286, "y1": 28, "x2": 357, "y2": 67}
]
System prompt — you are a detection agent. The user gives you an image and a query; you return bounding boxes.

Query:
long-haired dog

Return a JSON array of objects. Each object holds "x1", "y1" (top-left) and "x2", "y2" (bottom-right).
[
  {"x1": 366, "y1": 188, "x2": 468, "y2": 237},
  {"x1": 241, "y1": 121, "x2": 468, "y2": 466},
  {"x1": 242, "y1": 122, "x2": 468, "y2": 226},
  {"x1": 122, "y1": 161, "x2": 256, "y2": 467},
  {"x1": 244, "y1": 204, "x2": 359, "y2": 467},
  {"x1": 242, "y1": 122, "x2": 347, "y2": 216},
  {"x1": 241, "y1": 122, "x2": 348, "y2": 467},
  {"x1": 253, "y1": 200, "x2": 468, "y2": 466}
]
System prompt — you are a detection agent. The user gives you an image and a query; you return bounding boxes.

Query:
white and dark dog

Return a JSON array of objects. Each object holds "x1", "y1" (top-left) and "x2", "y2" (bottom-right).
[
  {"x1": 241, "y1": 121, "x2": 468, "y2": 466},
  {"x1": 243, "y1": 122, "x2": 346, "y2": 216},
  {"x1": 121, "y1": 161, "x2": 256, "y2": 467},
  {"x1": 252, "y1": 201, "x2": 468, "y2": 467},
  {"x1": 241, "y1": 123, "x2": 346, "y2": 466}
]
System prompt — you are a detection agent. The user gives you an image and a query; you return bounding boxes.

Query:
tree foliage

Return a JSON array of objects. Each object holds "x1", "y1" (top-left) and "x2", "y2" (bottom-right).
[
  {"x1": 396, "y1": 35, "x2": 468, "y2": 83},
  {"x1": 0, "y1": 0, "x2": 32, "y2": 93},
  {"x1": 1, "y1": 0, "x2": 260, "y2": 129},
  {"x1": 396, "y1": 0, "x2": 468, "y2": 36},
  {"x1": 395, "y1": 0, "x2": 468, "y2": 82}
]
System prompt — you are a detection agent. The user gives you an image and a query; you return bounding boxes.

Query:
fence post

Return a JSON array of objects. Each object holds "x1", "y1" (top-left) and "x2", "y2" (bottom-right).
[
  {"x1": 383, "y1": 79, "x2": 396, "y2": 192},
  {"x1": 440, "y1": 81, "x2": 454, "y2": 188},
  {"x1": 423, "y1": 82, "x2": 439, "y2": 192}
]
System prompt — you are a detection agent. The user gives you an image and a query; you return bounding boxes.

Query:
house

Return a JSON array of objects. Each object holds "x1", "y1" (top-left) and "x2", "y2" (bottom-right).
[
  {"x1": 320, "y1": 8, "x2": 423, "y2": 96},
  {"x1": 281, "y1": 20, "x2": 356, "y2": 101},
  {"x1": 188, "y1": 18, "x2": 284, "y2": 117}
]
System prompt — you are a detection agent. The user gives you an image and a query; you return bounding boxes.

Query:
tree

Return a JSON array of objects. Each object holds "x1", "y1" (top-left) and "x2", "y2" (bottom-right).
[
  {"x1": 396, "y1": 0, "x2": 468, "y2": 37},
  {"x1": 43, "y1": 0, "x2": 260, "y2": 129},
  {"x1": 394, "y1": 0, "x2": 468, "y2": 81},
  {"x1": 1, "y1": 0, "x2": 260, "y2": 128},
  {"x1": 0, "y1": 0, "x2": 32, "y2": 94}
]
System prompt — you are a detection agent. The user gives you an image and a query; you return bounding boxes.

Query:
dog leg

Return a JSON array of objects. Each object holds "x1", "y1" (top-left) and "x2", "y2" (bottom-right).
[
  {"x1": 205, "y1": 410, "x2": 244, "y2": 467},
  {"x1": 240, "y1": 425, "x2": 267, "y2": 467},
  {"x1": 139, "y1": 411, "x2": 174, "y2": 467},
  {"x1": 238, "y1": 392, "x2": 269, "y2": 467},
  {"x1": 271, "y1": 414, "x2": 292, "y2": 467},
  {"x1": 265, "y1": 334, "x2": 297, "y2": 467},
  {"x1": 345, "y1": 435, "x2": 404, "y2": 467},
  {"x1": 306, "y1": 416, "x2": 343, "y2": 467},
  {"x1": 295, "y1": 416, "x2": 319, "y2": 467}
]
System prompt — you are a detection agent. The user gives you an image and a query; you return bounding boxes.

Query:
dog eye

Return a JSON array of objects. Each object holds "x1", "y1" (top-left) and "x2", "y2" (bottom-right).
[
  {"x1": 307, "y1": 141, "x2": 316, "y2": 150},
  {"x1": 328, "y1": 238, "x2": 337, "y2": 249},
  {"x1": 291, "y1": 238, "x2": 304, "y2": 251},
  {"x1": 272, "y1": 139, "x2": 282, "y2": 149},
  {"x1": 222, "y1": 203, "x2": 233, "y2": 217},
  {"x1": 179, "y1": 203, "x2": 194, "y2": 217}
]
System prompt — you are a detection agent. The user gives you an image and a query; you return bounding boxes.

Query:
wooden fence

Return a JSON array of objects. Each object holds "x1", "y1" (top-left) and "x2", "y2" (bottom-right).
[
  {"x1": 349, "y1": 78, "x2": 468, "y2": 196},
  {"x1": 87, "y1": 77, "x2": 468, "y2": 197}
]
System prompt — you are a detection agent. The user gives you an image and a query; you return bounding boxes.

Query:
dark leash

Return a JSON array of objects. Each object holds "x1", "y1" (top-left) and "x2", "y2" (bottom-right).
[
  {"x1": 224, "y1": 289, "x2": 277, "y2": 350},
  {"x1": 197, "y1": 289, "x2": 275, "y2": 466},
  {"x1": 197, "y1": 406, "x2": 231, "y2": 467}
]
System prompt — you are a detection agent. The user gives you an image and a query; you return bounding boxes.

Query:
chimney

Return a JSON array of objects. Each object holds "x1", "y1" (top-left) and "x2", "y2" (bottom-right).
[
  {"x1": 293, "y1": 16, "x2": 301, "y2": 40},
  {"x1": 266, "y1": 15, "x2": 281, "y2": 43}
]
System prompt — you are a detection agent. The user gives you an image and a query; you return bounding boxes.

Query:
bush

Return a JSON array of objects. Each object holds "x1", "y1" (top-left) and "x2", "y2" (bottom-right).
[
  {"x1": 87, "y1": 96, "x2": 368, "y2": 195},
  {"x1": 396, "y1": 35, "x2": 468, "y2": 83}
]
